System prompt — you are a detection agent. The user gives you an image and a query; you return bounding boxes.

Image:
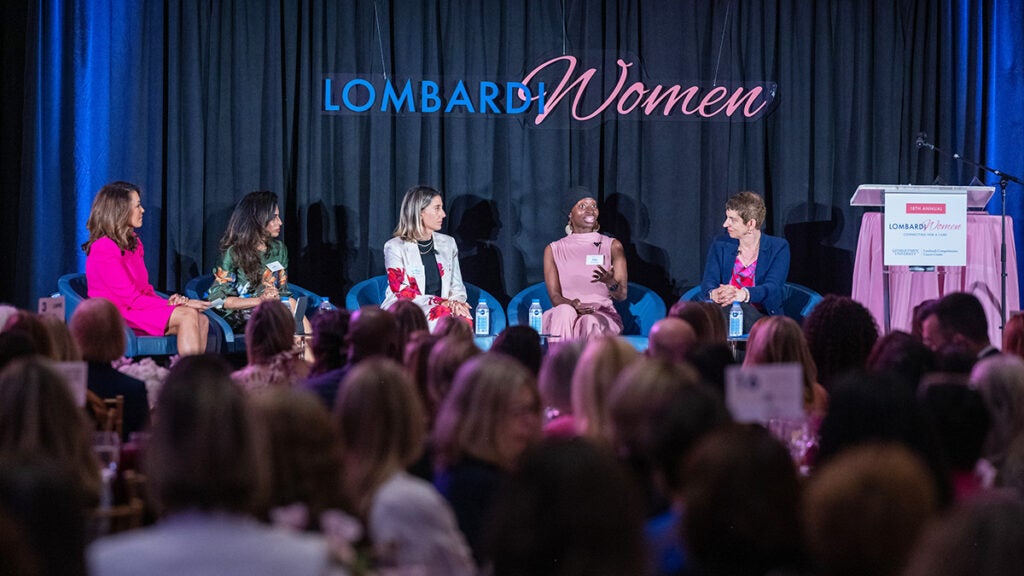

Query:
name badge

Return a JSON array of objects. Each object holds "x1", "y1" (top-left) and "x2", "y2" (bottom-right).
[
  {"x1": 266, "y1": 261, "x2": 284, "y2": 272},
  {"x1": 585, "y1": 254, "x2": 605, "y2": 266}
]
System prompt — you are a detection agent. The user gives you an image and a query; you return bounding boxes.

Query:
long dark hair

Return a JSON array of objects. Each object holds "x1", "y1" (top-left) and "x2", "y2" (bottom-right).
[
  {"x1": 219, "y1": 191, "x2": 280, "y2": 284},
  {"x1": 82, "y1": 181, "x2": 140, "y2": 254}
]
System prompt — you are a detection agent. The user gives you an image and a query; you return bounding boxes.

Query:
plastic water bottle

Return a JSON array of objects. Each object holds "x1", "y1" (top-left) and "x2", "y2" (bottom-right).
[
  {"x1": 729, "y1": 301, "x2": 743, "y2": 338},
  {"x1": 474, "y1": 300, "x2": 490, "y2": 336},
  {"x1": 318, "y1": 297, "x2": 334, "y2": 314},
  {"x1": 528, "y1": 299, "x2": 543, "y2": 333}
]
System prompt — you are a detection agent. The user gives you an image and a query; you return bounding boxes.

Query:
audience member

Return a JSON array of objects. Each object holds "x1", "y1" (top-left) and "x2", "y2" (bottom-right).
[
  {"x1": 571, "y1": 336, "x2": 639, "y2": 443},
  {"x1": 668, "y1": 300, "x2": 722, "y2": 343},
  {"x1": 433, "y1": 314, "x2": 474, "y2": 341},
  {"x1": 388, "y1": 299, "x2": 429, "y2": 360},
  {"x1": 0, "y1": 330, "x2": 36, "y2": 371},
  {"x1": 903, "y1": 493, "x2": 1024, "y2": 576},
  {"x1": 920, "y1": 382, "x2": 991, "y2": 500},
  {"x1": 433, "y1": 354, "x2": 542, "y2": 562},
  {"x1": 645, "y1": 317, "x2": 696, "y2": 364},
  {"x1": 40, "y1": 315, "x2": 81, "y2": 361},
  {"x1": 424, "y1": 336, "x2": 481, "y2": 426},
  {"x1": 306, "y1": 308, "x2": 350, "y2": 377},
  {"x1": 920, "y1": 292, "x2": 997, "y2": 358},
  {"x1": 0, "y1": 358, "x2": 101, "y2": 507},
  {"x1": 0, "y1": 304, "x2": 18, "y2": 332},
  {"x1": 969, "y1": 354, "x2": 1024, "y2": 472},
  {"x1": 249, "y1": 389, "x2": 351, "y2": 532},
  {"x1": 802, "y1": 295, "x2": 878, "y2": 391},
  {"x1": 70, "y1": 298, "x2": 150, "y2": 440},
  {"x1": 491, "y1": 326, "x2": 543, "y2": 375},
  {"x1": 802, "y1": 444, "x2": 938, "y2": 576},
  {"x1": 302, "y1": 305, "x2": 398, "y2": 410},
  {"x1": 684, "y1": 341, "x2": 736, "y2": 394},
  {"x1": 911, "y1": 299, "x2": 936, "y2": 341},
  {"x1": 484, "y1": 438, "x2": 645, "y2": 576},
  {"x1": 679, "y1": 424, "x2": 804, "y2": 576},
  {"x1": 744, "y1": 315, "x2": 828, "y2": 417},
  {"x1": 89, "y1": 354, "x2": 335, "y2": 576},
  {"x1": 336, "y1": 358, "x2": 475, "y2": 575},
  {"x1": 865, "y1": 330, "x2": 936, "y2": 395},
  {"x1": 231, "y1": 300, "x2": 308, "y2": 393},
  {"x1": 0, "y1": 508, "x2": 38, "y2": 576},
  {"x1": 403, "y1": 332, "x2": 441, "y2": 421},
  {"x1": 2, "y1": 310, "x2": 53, "y2": 358},
  {"x1": 537, "y1": 341, "x2": 584, "y2": 437},
  {"x1": 1001, "y1": 312, "x2": 1024, "y2": 359}
]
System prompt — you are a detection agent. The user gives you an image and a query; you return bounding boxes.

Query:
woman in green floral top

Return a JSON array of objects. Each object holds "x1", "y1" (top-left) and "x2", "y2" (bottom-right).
[{"x1": 208, "y1": 191, "x2": 293, "y2": 331}]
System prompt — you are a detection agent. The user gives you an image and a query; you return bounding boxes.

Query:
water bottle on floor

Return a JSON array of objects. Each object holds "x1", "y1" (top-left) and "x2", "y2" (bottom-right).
[
  {"x1": 729, "y1": 301, "x2": 743, "y2": 338},
  {"x1": 528, "y1": 299, "x2": 543, "y2": 333},
  {"x1": 475, "y1": 300, "x2": 490, "y2": 336}
]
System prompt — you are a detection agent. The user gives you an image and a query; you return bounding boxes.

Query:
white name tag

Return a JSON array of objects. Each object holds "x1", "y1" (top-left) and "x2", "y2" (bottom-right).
[
  {"x1": 266, "y1": 261, "x2": 284, "y2": 272},
  {"x1": 585, "y1": 254, "x2": 605, "y2": 266}
]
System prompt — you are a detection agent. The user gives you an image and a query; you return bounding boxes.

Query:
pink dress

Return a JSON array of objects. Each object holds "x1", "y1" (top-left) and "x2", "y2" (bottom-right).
[
  {"x1": 542, "y1": 232, "x2": 623, "y2": 341},
  {"x1": 86, "y1": 237, "x2": 175, "y2": 336}
]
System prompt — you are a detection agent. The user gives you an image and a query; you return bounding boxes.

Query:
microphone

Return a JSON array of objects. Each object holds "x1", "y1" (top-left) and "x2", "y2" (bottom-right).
[{"x1": 916, "y1": 132, "x2": 935, "y2": 150}]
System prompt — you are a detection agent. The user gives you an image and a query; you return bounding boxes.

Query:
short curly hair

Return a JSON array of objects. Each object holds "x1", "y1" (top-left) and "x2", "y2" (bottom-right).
[{"x1": 803, "y1": 295, "x2": 879, "y2": 390}]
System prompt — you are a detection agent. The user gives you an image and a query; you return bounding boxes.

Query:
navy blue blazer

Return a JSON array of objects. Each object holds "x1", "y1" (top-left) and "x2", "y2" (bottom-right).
[{"x1": 700, "y1": 233, "x2": 790, "y2": 316}]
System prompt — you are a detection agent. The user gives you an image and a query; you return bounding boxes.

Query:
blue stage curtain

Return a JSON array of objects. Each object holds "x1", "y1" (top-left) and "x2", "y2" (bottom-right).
[{"x1": 4, "y1": 0, "x2": 1023, "y2": 310}]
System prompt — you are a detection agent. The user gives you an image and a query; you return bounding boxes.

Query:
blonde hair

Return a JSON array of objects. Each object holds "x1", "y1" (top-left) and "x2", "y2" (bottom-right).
[
  {"x1": 82, "y1": 181, "x2": 141, "y2": 254},
  {"x1": 433, "y1": 354, "x2": 538, "y2": 470},
  {"x1": 70, "y1": 297, "x2": 126, "y2": 363},
  {"x1": 336, "y1": 358, "x2": 424, "y2": 514},
  {"x1": 393, "y1": 185, "x2": 441, "y2": 242},
  {"x1": 41, "y1": 316, "x2": 81, "y2": 361},
  {"x1": 744, "y1": 316, "x2": 818, "y2": 407},
  {"x1": 571, "y1": 336, "x2": 640, "y2": 443}
]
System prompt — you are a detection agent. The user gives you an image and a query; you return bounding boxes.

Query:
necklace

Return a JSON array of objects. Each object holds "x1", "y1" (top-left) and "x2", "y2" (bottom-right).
[{"x1": 417, "y1": 237, "x2": 435, "y2": 255}]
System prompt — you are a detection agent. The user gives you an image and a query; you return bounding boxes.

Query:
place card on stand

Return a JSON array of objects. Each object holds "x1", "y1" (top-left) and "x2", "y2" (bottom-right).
[
  {"x1": 38, "y1": 295, "x2": 66, "y2": 321},
  {"x1": 725, "y1": 363, "x2": 804, "y2": 424}
]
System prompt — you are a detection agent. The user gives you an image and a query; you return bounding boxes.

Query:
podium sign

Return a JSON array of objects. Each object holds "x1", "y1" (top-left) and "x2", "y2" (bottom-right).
[{"x1": 883, "y1": 191, "x2": 968, "y2": 267}]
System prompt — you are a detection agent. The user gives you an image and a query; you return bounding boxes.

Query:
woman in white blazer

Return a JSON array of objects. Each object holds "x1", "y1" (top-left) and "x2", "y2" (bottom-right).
[{"x1": 382, "y1": 185, "x2": 471, "y2": 332}]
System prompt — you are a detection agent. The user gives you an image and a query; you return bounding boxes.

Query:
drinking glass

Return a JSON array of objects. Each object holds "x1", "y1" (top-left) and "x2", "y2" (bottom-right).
[{"x1": 92, "y1": 431, "x2": 121, "y2": 472}]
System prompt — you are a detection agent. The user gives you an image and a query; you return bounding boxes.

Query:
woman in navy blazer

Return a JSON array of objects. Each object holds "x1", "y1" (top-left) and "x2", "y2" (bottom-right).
[{"x1": 700, "y1": 191, "x2": 790, "y2": 317}]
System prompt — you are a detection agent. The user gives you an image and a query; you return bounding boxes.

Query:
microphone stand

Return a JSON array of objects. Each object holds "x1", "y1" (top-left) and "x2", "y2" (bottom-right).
[{"x1": 920, "y1": 137, "x2": 1023, "y2": 330}]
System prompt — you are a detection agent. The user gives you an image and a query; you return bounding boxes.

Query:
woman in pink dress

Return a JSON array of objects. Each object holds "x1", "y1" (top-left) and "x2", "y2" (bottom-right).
[
  {"x1": 542, "y1": 188, "x2": 628, "y2": 341},
  {"x1": 82, "y1": 182, "x2": 209, "y2": 355}
]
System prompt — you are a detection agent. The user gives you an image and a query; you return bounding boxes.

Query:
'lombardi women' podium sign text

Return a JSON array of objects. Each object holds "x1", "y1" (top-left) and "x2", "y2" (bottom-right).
[{"x1": 883, "y1": 191, "x2": 967, "y2": 266}]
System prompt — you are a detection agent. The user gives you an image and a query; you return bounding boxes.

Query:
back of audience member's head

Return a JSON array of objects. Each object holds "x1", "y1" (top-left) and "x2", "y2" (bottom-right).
[
  {"x1": 0, "y1": 304, "x2": 18, "y2": 333},
  {"x1": 903, "y1": 493, "x2": 1024, "y2": 576},
  {"x1": 646, "y1": 317, "x2": 696, "y2": 364},
  {"x1": 404, "y1": 332, "x2": 441, "y2": 417},
  {"x1": 815, "y1": 371, "x2": 951, "y2": 506},
  {"x1": 434, "y1": 353, "x2": 541, "y2": 472},
  {"x1": 3, "y1": 311, "x2": 52, "y2": 360},
  {"x1": 308, "y1": 308, "x2": 351, "y2": 376},
  {"x1": 250, "y1": 388, "x2": 350, "y2": 529},
  {"x1": 537, "y1": 341, "x2": 585, "y2": 417},
  {"x1": 0, "y1": 508, "x2": 38, "y2": 576},
  {"x1": 571, "y1": 336, "x2": 640, "y2": 443},
  {"x1": 684, "y1": 341, "x2": 736, "y2": 394},
  {"x1": 69, "y1": 297, "x2": 126, "y2": 363},
  {"x1": 491, "y1": 325, "x2": 543, "y2": 376},
  {"x1": 40, "y1": 316, "x2": 81, "y2": 362},
  {"x1": 668, "y1": 300, "x2": 719, "y2": 343},
  {"x1": 911, "y1": 299, "x2": 937, "y2": 341},
  {"x1": 921, "y1": 292, "x2": 990, "y2": 353},
  {"x1": 802, "y1": 295, "x2": 878, "y2": 391},
  {"x1": 485, "y1": 437, "x2": 646, "y2": 576},
  {"x1": 348, "y1": 306, "x2": 400, "y2": 363},
  {"x1": 969, "y1": 354, "x2": 1024, "y2": 468},
  {"x1": 803, "y1": 443, "x2": 938, "y2": 576},
  {"x1": 425, "y1": 335, "x2": 481, "y2": 426},
  {"x1": 865, "y1": 331, "x2": 936, "y2": 395},
  {"x1": 336, "y1": 358, "x2": 424, "y2": 514},
  {"x1": 388, "y1": 299, "x2": 428, "y2": 359},
  {"x1": 433, "y1": 315, "x2": 474, "y2": 342},
  {"x1": 934, "y1": 344, "x2": 978, "y2": 374},
  {"x1": 245, "y1": 300, "x2": 295, "y2": 366},
  {"x1": 145, "y1": 354, "x2": 265, "y2": 515},
  {"x1": 0, "y1": 331, "x2": 35, "y2": 371},
  {"x1": 651, "y1": 383, "x2": 731, "y2": 495},
  {"x1": 1002, "y1": 312, "x2": 1024, "y2": 360},
  {"x1": 744, "y1": 315, "x2": 820, "y2": 410},
  {"x1": 920, "y1": 382, "x2": 990, "y2": 473},
  {"x1": 0, "y1": 456, "x2": 88, "y2": 576},
  {"x1": 0, "y1": 358, "x2": 100, "y2": 506},
  {"x1": 680, "y1": 424, "x2": 804, "y2": 576}
]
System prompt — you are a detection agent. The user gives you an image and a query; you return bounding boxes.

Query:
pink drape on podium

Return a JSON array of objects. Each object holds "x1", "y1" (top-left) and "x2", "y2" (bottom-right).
[{"x1": 851, "y1": 213, "x2": 1019, "y2": 348}]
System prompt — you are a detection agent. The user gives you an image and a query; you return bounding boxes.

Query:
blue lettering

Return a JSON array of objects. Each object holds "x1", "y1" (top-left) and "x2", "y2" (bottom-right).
[
  {"x1": 342, "y1": 79, "x2": 375, "y2": 112},
  {"x1": 382, "y1": 80, "x2": 414, "y2": 112},
  {"x1": 422, "y1": 81, "x2": 441, "y2": 112},
  {"x1": 538, "y1": 82, "x2": 545, "y2": 114},
  {"x1": 324, "y1": 78, "x2": 340, "y2": 111},
  {"x1": 479, "y1": 82, "x2": 501, "y2": 114},
  {"x1": 506, "y1": 82, "x2": 531, "y2": 114},
  {"x1": 445, "y1": 80, "x2": 475, "y2": 113}
]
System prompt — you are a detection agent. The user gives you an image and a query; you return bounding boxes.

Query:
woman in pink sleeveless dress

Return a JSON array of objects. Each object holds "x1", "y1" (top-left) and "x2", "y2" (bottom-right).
[
  {"x1": 82, "y1": 182, "x2": 210, "y2": 355},
  {"x1": 542, "y1": 189, "x2": 627, "y2": 341}
]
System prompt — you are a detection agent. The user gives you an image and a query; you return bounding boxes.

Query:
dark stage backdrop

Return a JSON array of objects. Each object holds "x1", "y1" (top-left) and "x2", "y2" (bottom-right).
[{"x1": 3, "y1": 0, "x2": 1023, "y2": 313}]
